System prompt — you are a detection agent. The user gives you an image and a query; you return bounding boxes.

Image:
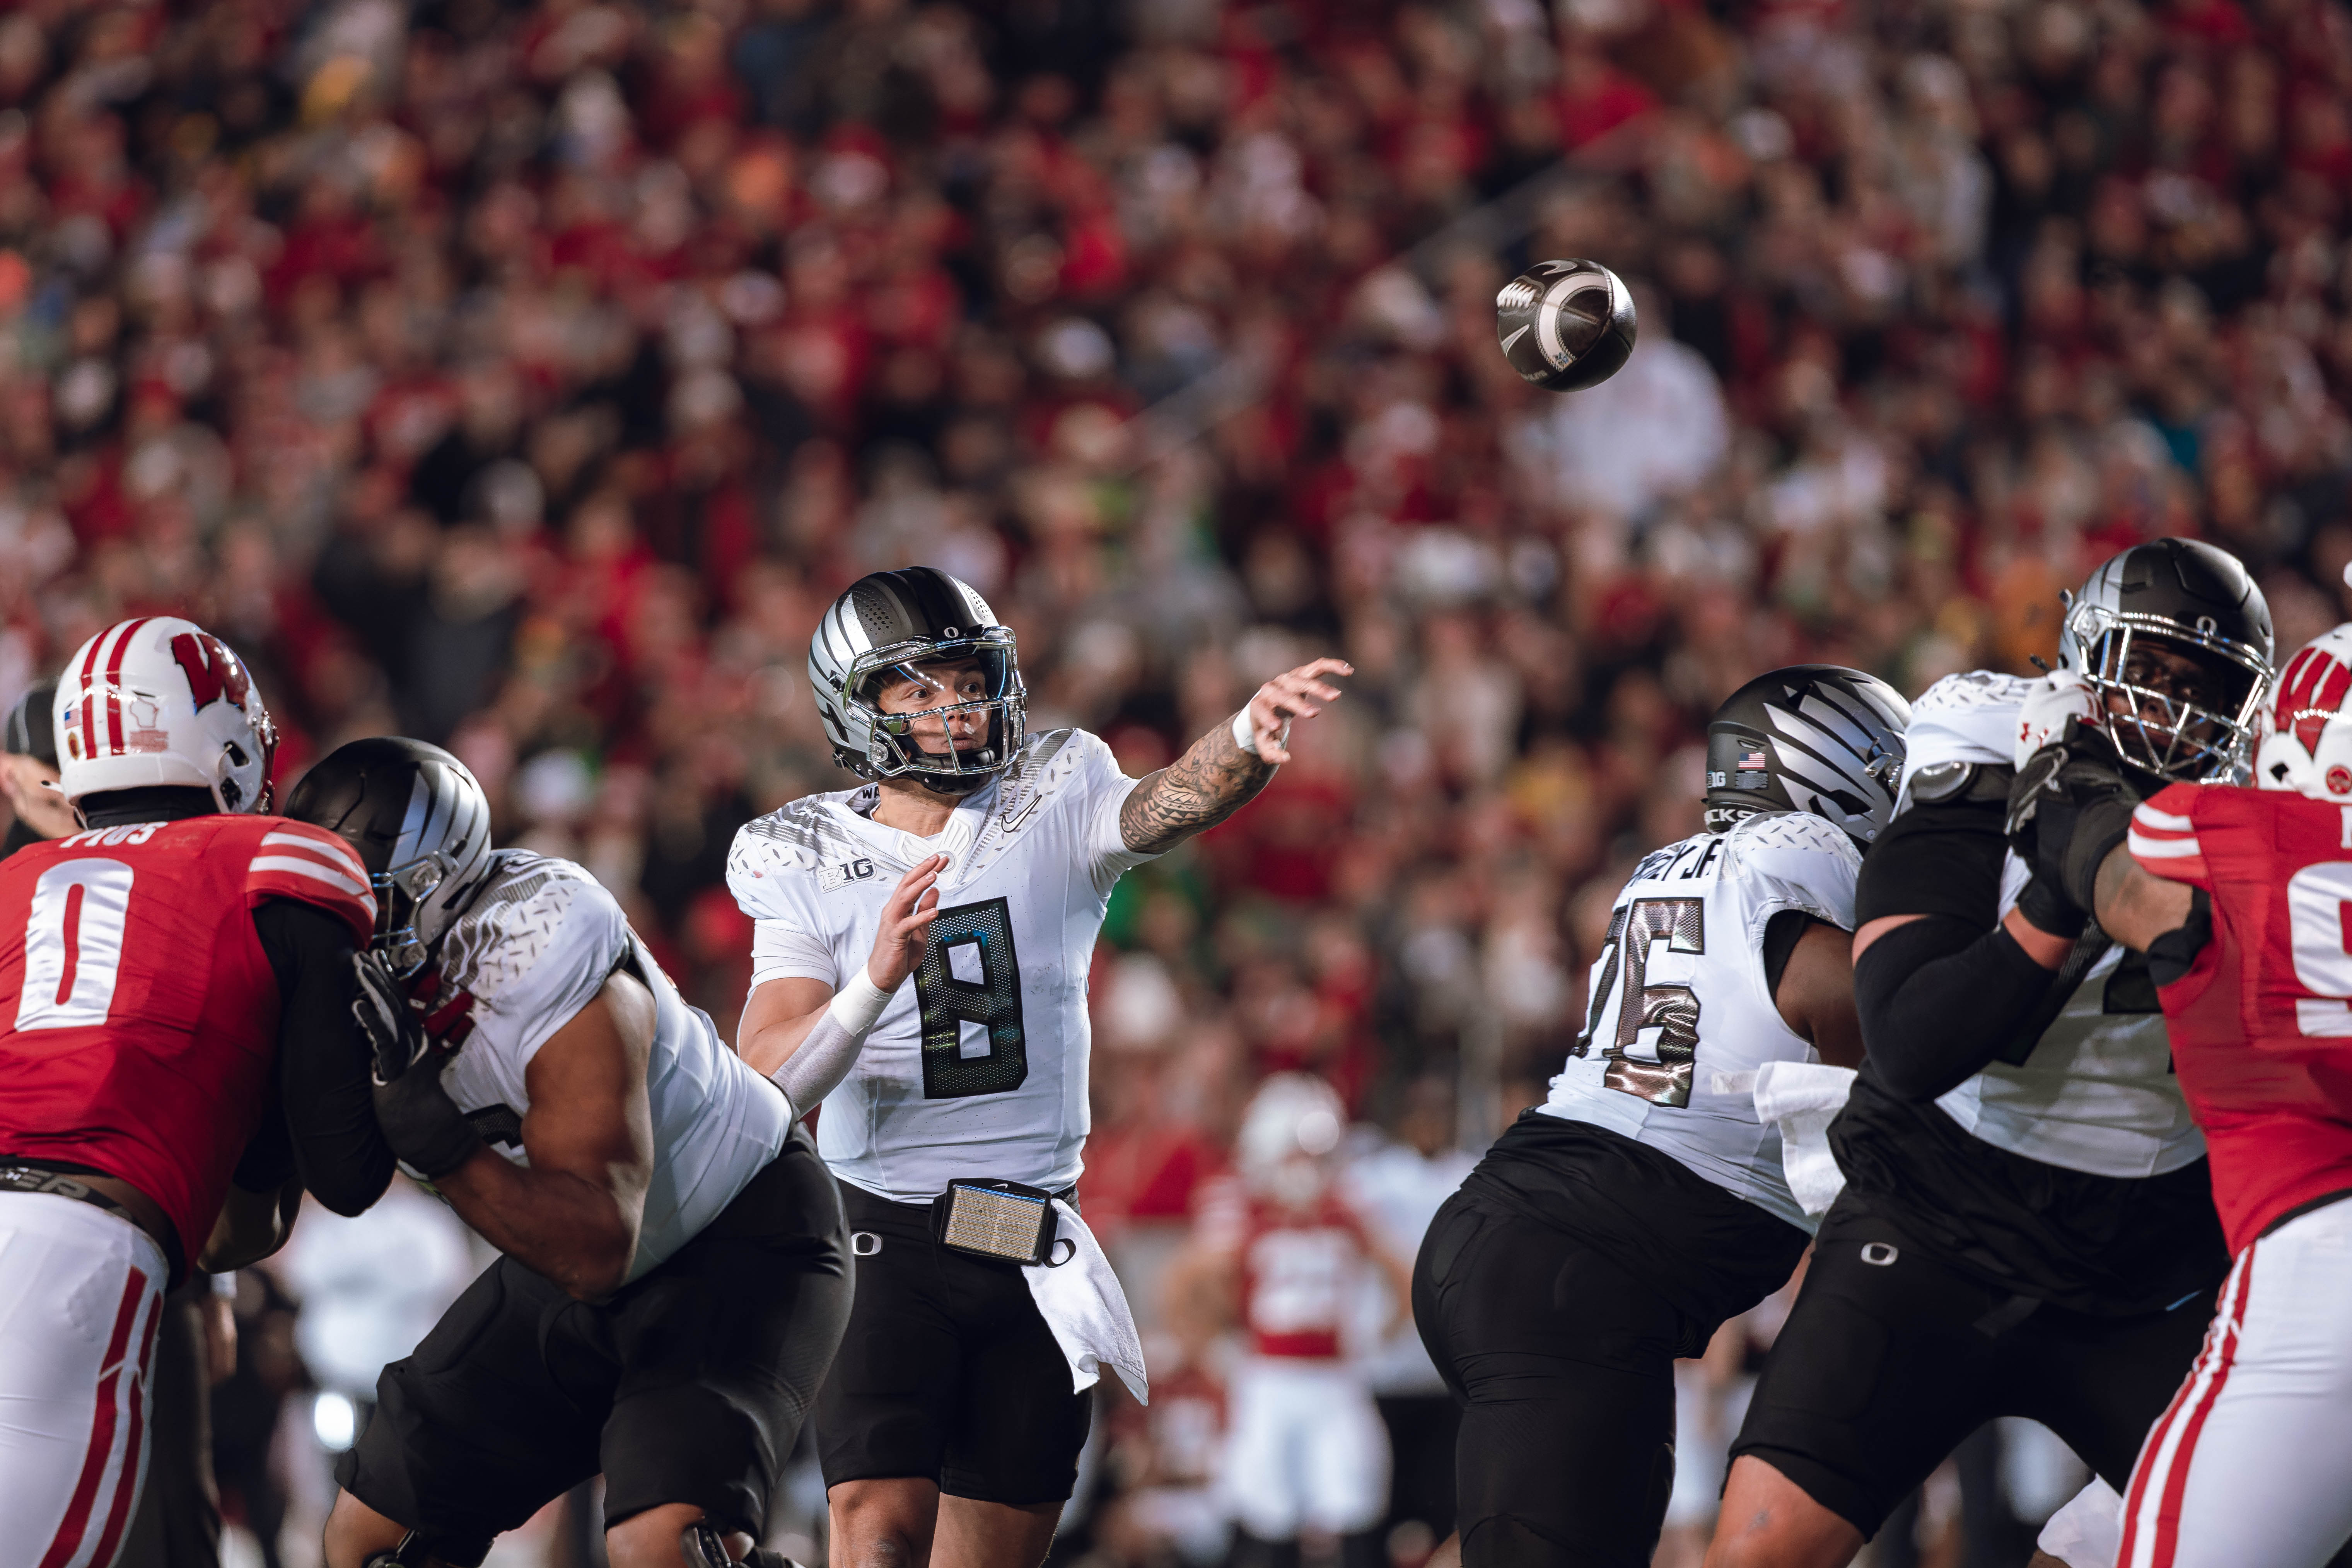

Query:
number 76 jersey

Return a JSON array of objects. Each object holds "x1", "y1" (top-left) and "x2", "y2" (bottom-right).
[
  {"x1": 726, "y1": 729, "x2": 1158, "y2": 1202},
  {"x1": 2128, "y1": 782, "x2": 2352, "y2": 1253},
  {"x1": 1541, "y1": 811, "x2": 1861, "y2": 1231}
]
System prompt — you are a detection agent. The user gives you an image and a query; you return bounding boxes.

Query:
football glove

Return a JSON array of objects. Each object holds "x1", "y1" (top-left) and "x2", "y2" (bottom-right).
[
  {"x1": 353, "y1": 951, "x2": 482, "y2": 1181},
  {"x1": 2005, "y1": 718, "x2": 2142, "y2": 920},
  {"x1": 681, "y1": 1522, "x2": 806, "y2": 1568}
]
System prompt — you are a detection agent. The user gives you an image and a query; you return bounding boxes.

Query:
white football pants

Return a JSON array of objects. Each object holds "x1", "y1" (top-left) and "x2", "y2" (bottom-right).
[
  {"x1": 2118, "y1": 1195, "x2": 2352, "y2": 1568},
  {"x1": 0, "y1": 1191, "x2": 167, "y2": 1568},
  {"x1": 1219, "y1": 1357, "x2": 1389, "y2": 1540}
]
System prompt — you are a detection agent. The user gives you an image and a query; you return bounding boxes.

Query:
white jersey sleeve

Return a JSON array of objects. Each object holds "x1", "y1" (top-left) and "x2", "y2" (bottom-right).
[
  {"x1": 431, "y1": 851, "x2": 794, "y2": 1279},
  {"x1": 1038, "y1": 727, "x2": 1158, "y2": 892},
  {"x1": 441, "y1": 855, "x2": 630, "y2": 1066},
  {"x1": 1540, "y1": 813, "x2": 1860, "y2": 1232}
]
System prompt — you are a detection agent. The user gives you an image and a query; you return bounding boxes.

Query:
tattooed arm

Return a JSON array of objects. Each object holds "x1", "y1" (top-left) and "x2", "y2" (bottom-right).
[{"x1": 1118, "y1": 658, "x2": 1352, "y2": 854}]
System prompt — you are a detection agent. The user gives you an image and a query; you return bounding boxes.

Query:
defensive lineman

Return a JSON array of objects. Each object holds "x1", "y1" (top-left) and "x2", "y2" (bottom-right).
[
  {"x1": 0, "y1": 617, "x2": 386, "y2": 1561},
  {"x1": 288, "y1": 739, "x2": 848, "y2": 1568},
  {"x1": 2011, "y1": 619, "x2": 2352, "y2": 1568},
  {"x1": 728, "y1": 566, "x2": 1348, "y2": 1568},
  {"x1": 1413, "y1": 665, "x2": 1907, "y2": 1568},
  {"x1": 1708, "y1": 539, "x2": 2275, "y2": 1568}
]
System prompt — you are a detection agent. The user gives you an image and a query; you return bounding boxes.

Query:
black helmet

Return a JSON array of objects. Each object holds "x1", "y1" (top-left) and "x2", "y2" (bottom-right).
[
  {"x1": 283, "y1": 737, "x2": 494, "y2": 976},
  {"x1": 807, "y1": 567, "x2": 1026, "y2": 794},
  {"x1": 2057, "y1": 538, "x2": 2274, "y2": 782},
  {"x1": 5, "y1": 681, "x2": 55, "y2": 766},
  {"x1": 1703, "y1": 666, "x2": 1912, "y2": 845}
]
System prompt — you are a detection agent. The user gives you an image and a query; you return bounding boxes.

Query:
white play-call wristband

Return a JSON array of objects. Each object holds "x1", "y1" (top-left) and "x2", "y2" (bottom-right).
[
  {"x1": 1232, "y1": 707, "x2": 1290, "y2": 760},
  {"x1": 828, "y1": 967, "x2": 893, "y2": 1037}
]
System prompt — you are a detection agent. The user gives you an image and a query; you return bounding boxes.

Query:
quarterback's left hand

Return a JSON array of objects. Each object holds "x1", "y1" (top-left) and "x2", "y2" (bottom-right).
[{"x1": 1240, "y1": 659, "x2": 1352, "y2": 766}]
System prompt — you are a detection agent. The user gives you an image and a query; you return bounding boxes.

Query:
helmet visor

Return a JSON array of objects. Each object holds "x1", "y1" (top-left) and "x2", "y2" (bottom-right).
[{"x1": 2084, "y1": 621, "x2": 2269, "y2": 780}]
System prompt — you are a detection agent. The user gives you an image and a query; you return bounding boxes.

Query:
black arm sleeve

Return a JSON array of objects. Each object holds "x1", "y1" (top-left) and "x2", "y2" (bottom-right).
[
  {"x1": 1853, "y1": 916, "x2": 2067, "y2": 1100},
  {"x1": 1850, "y1": 798, "x2": 2068, "y2": 1102},
  {"x1": 253, "y1": 900, "x2": 396, "y2": 1216}
]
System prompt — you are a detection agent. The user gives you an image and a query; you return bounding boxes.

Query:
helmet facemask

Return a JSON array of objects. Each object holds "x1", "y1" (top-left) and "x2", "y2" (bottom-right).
[
  {"x1": 2068, "y1": 607, "x2": 2270, "y2": 781},
  {"x1": 375, "y1": 848, "x2": 467, "y2": 978},
  {"x1": 839, "y1": 633, "x2": 1026, "y2": 790}
]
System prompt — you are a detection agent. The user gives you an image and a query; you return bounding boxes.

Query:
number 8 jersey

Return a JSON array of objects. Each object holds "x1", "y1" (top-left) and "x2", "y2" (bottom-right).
[
  {"x1": 726, "y1": 729, "x2": 1158, "y2": 1201},
  {"x1": 1542, "y1": 810, "x2": 1861, "y2": 1231}
]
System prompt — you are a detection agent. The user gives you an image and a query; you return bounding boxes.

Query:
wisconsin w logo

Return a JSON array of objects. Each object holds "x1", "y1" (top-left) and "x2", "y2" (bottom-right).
[{"x1": 170, "y1": 631, "x2": 251, "y2": 711}]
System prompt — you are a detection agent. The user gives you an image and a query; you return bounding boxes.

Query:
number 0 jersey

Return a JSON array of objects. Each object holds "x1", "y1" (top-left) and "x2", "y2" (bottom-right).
[
  {"x1": 727, "y1": 729, "x2": 1156, "y2": 1202},
  {"x1": 2130, "y1": 784, "x2": 2352, "y2": 1252},
  {"x1": 1542, "y1": 810, "x2": 1860, "y2": 1232},
  {"x1": 427, "y1": 849, "x2": 795, "y2": 1280},
  {"x1": 0, "y1": 814, "x2": 377, "y2": 1266}
]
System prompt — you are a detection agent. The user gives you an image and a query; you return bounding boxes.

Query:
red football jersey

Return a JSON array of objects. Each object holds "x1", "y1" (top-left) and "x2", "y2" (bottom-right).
[
  {"x1": 1235, "y1": 1192, "x2": 1376, "y2": 1360},
  {"x1": 0, "y1": 815, "x2": 376, "y2": 1264},
  {"x1": 2131, "y1": 782, "x2": 2352, "y2": 1252}
]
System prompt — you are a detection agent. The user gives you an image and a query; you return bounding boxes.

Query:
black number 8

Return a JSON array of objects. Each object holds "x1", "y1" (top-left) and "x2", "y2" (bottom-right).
[{"x1": 912, "y1": 897, "x2": 1029, "y2": 1099}]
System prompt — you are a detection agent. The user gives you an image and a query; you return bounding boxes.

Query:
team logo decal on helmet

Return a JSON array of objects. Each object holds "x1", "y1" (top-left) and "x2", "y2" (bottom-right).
[
  {"x1": 807, "y1": 567, "x2": 1026, "y2": 793},
  {"x1": 2253, "y1": 624, "x2": 2352, "y2": 801},
  {"x1": 54, "y1": 616, "x2": 278, "y2": 812},
  {"x1": 2058, "y1": 538, "x2": 2274, "y2": 782},
  {"x1": 1702, "y1": 665, "x2": 1912, "y2": 846}
]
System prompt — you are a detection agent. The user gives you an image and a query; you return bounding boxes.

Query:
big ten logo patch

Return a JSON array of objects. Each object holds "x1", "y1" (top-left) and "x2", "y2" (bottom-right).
[{"x1": 819, "y1": 857, "x2": 878, "y2": 892}]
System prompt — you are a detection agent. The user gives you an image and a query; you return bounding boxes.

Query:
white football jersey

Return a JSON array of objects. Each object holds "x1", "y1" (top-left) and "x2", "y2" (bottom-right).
[
  {"x1": 1895, "y1": 672, "x2": 2203, "y2": 1179},
  {"x1": 725, "y1": 728, "x2": 1156, "y2": 1202},
  {"x1": 430, "y1": 850, "x2": 795, "y2": 1280},
  {"x1": 1541, "y1": 811, "x2": 1860, "y2": 1232}
]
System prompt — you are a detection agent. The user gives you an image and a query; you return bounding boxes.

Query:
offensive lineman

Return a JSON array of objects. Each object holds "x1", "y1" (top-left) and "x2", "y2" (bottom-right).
[
  {"x1": 0, "y1": 617, "x2": 386, "y2": 1559},
  {"x1": 727, "y1": 566, "x2": 1349, "y2": 1568},
  {"x1": 1413, "y1": 665, "x2": 1908, "y2": 1568},
  {"x1": 2008, "y1": 621, "x2": 2352, "y2": 1568},
  {"x1": 287, "y1": 739, "x2": 849, "y2": 1568},
  {"x1": 1707, "y1": 540, "x2": 2275, "y2": 1568}
]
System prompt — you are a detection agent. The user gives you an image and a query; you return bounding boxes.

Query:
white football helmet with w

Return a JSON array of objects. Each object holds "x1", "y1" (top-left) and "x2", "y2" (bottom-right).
[
  {"x1": 2255, "y1": 624, "x2": 2352, "y2": 801},
  {"x1": 53, "y1": 616, "x2": 277, "y2": 812}
]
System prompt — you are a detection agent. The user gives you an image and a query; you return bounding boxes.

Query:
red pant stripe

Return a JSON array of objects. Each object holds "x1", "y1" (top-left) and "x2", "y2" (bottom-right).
[{"x1": 34, "y1": 1265, "x2": 150, "y2": 1568}]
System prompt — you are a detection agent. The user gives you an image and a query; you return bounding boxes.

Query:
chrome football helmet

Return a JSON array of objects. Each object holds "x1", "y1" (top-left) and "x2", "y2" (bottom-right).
[
  {"x1": 2057, "y1": 539, "x2": 2274, "y2": 782},
  {"x1": 283, "y1": 737, "x2": 495, "y2": 977},
  {"x1": 808, "y1": 568, "x2": 1026, "y2": 793}
]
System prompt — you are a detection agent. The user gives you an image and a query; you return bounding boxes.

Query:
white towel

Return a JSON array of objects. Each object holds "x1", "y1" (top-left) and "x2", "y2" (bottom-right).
[
  {"x1": 2035, "y1": 1476, "x2": 2122, "y2": 1568},
  {"x1": 1749, "y1": 1061, "x2": 1858, "y2": 1219},
  {"x1": 1022, "y1": 1201, "x2": 1149, "y2": 1404}
]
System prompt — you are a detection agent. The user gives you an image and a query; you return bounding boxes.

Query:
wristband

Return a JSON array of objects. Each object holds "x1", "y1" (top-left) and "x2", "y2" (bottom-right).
[
  {"x1": 828, "y1": 967, "x2": 893, "y2": 1038},
  {"x1": 1232, "y1": 708, "x2": 1290, "y2": 760}
]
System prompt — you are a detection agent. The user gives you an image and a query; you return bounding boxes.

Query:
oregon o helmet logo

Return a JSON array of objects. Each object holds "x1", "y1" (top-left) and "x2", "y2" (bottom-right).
[{"x1": 2327, "y1": 764, "x2": 2351, "y2": 795}]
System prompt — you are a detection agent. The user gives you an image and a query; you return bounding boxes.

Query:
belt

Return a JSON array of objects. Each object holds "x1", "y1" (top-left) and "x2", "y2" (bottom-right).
[
  {"x1": 0, "y1": 1163, "x2": 143, "y2": 1222},
  {"x1": 0, "y1": 1163, "x2": 184, "y2": 1284}
]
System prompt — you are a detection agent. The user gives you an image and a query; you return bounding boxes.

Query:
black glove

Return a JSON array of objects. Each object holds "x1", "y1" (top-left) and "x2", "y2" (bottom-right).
[
  {"x1": 353, "y1": 952, "x2": 481, "y2": 1181},
  {"x1": 2005, "y1": 718, "x2": 2144, "y2": 916},
  {"x1": 2012, "y1": 875, "x2": 2087, "y2": 940}
]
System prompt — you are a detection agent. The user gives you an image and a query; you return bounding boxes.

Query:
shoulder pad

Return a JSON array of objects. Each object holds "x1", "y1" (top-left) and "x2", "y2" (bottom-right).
[{"x1": 1725, "y1": 810, "x2": 1862, "y2": 863}]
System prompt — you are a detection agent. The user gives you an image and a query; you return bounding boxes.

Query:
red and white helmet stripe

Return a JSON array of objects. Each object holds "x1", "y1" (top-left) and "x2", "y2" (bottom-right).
[
  {"x1": 53, "y1": 617, "x2": 277, "y2": 812},
  {"x1": 2254, "y1": 624, "x2": 2352, "y2": 800}
]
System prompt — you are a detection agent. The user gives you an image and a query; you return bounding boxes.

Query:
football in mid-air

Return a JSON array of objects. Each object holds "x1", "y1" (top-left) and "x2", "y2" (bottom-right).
[{"x1": 1496, "y1": 259, "x2": 1637, "y2": 392}]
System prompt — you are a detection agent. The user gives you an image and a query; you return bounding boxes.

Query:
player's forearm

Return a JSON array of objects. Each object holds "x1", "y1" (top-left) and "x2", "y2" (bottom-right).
[
  {"x1": 435, "y1": 1150, "x2": 644, "y2": 1300},
  {"x1": 738, "y1": 1005, "x2": 827, "y2": 1079},
  {"x1": 1119, "y1": 719, "x2": 1273, "y2": 853},
  {"x1": 2091, "y1": 844, "x2": 2195, "y2": 953},
  {"x1": 198, "y1": 1176, "x2": 301, "y2": 1273}
]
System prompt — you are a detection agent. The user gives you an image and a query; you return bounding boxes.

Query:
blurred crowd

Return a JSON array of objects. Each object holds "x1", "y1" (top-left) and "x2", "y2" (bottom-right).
[{"x1": 10, "y1": 0, "x2": 2352, "y2": 1561}]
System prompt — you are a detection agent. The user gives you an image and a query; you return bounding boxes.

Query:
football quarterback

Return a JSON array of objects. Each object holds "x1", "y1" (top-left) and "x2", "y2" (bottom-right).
[{"x1": 728, "y1": 566, "x2": 1347, "y2": 1568}]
